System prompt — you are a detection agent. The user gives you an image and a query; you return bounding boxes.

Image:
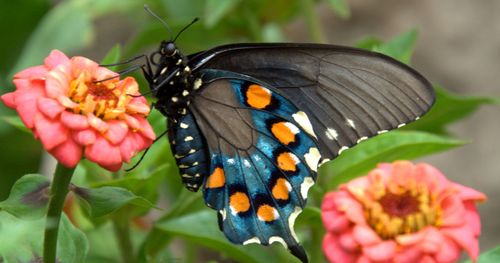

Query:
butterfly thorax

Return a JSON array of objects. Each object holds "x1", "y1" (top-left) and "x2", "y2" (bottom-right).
[{"x1": 149, "y1": 41, "x2": 196, "y2": 120}]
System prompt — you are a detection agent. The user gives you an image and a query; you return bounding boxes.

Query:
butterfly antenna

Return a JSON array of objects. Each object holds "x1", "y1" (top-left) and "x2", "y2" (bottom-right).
[
  {"x1": 125, "y1": 129, "x2": 170, "y2": 172},
  {"x1": 173, "y1": 17, "x2": 199, "y2": 42},
  {"x1": 144, "y1": 4, "x2": 173, "y2": 39}
]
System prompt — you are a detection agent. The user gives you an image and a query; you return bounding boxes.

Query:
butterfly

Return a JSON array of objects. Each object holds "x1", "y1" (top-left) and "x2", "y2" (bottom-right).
[{"x1": 141, "y1": 24, "x2": 435, "y2": 262}]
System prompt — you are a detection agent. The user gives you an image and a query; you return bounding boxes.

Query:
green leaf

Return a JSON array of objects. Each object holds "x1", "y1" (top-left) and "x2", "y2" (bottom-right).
[
  {"x1": 0, "y1": 212, "x2": 88, "y2": 262},
  {"x1": 9, "y1": 1, "x2": 94, "y2": 77},
  {"x1": 321, "y1": 131, "x2": 465, "y2": 188},
  {"x1": 358, "y1": 29, "x2": 418, "y2": 64},
  {"x1": 0, "y1": 174, "x2": 49, "y2": 219},
  {"x1": 155, "y1": 210, "x2": 278, "y2": 263},
  {"x1": 100, "y1": 44, "x2": 122, "y2": 71},
  {"x1": 355, "y1": 36, "x2": 383, "y2": 50},
  {"x1": 205, "y1": 0, "x2": 242, "y2": 27},
  {"x1": 465, "y1": 246, "x2": 500, "y2": 263},
  {"x1": 0, "y1": 116, "x2": 31, "y2": 133},
  {"x1": 403, "y1": 86, "x2": 497, "y2": 134},
  {"x1": 73, "y1": 186, "x2": 155, "y2": 217},
  {"x1": 325, "y1": 0, "x2": 350, "y2": 19}
]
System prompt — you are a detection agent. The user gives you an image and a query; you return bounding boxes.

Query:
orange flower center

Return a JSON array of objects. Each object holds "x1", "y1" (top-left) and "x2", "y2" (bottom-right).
[
  {"x1": 354, "y1": 179, "x2": 442, "y2": 239},
  {"x1": 67, "y1": 73, "x2": 132, "y2": 120}
]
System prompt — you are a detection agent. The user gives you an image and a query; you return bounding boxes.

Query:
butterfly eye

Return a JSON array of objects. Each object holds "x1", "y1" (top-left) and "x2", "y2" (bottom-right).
[{"x1": 164, "y1": 42, "x2": 177, "y2": 57}]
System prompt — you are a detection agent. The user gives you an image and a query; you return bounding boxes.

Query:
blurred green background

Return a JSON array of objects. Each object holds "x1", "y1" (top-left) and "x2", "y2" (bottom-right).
[{"x1": 1, "y1": 0, "x2": 499, "y2": 262}]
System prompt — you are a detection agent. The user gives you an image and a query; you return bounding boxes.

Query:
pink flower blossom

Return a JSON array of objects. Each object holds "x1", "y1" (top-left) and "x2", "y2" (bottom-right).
[
  {"x1": 321, "y1": 161, "x2": 486, "y2": 263},
  {"x1": 1, "y1": 50, "x2": 155, "y2": 171}
]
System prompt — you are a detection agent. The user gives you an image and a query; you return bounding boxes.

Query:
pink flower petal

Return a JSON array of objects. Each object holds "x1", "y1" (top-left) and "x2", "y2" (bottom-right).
[
  {"x1": 37, "y1": 97, "x2": 64, "y2": 119},
  {"x1": 441, "y1": 224, "x2": 479, "y2": 260},
  {"x1": 453, "y1": 183, "x2": 487, "y2": 202},
  {"x1": 125, "y1": 114, "x2": 141, "y2": 130},
  {"x1": 362, "y1": 240, "x2": 396, "y2": 262},
  {"x1": 396, "y1": 231, "x2": 425, "y2": 246},
  {"x1": 339, "y1": 230, "x2": 358, "y2": 252},
  {"x1": 44, "y1": 50, "x2": 69, "y2": 69},
  {"x1": 352, "y1": 225, "x2": 381, "y2": 246},
  {"x1": 419, "y1": 228, "x2": 444, "y2": 254},
  {"x1": 87, "y1": 113, "x2": 108, "y2": 133},
  {"x1": 440, "y1": 195, "x2": 466, "y2": 227},
  {"x1": 130, "y1": 131, "x2": 152, "y2": 152},
  {"x1": 73, "y1": 129, "x2": 96, "y2": 145},
  {"x1": 14, "y1": 65, "x2": 49, "y2": 80},
  {"x1": 49, "y1": 137, "x2": 82, "y2": 168},
  {"x1": 134, "y1": 116, "x2": 156, "y2": 140},
  {"x1": 46, "y1": 68, "x2": 70, "y2": 98},
  {"x1": 71, "y1": 56, "x2": 98, "y2": 75},
  {"x1": 434, "y1": 237, "x2": 460, "y2": 263},
  {"x1": 464, "y1": 201, "x2": 482, "y2": 236},
  {"x1": 119, "y1": 134, "x2": 136, "y2": 163},
  {"x1": 1, "y1": 92, "x2": 16, "y2": 108},
  {"x1": 84, "y1": 136, "x2": 122, "y2": 171},
  {"x1": 12, "y1": 80, "x2": 45, "y2": 128},
  {"x1": 322, "y1": 210, "x2": 350, "y2": 233},
  {"x1": 126, "y1": 99, "x2": 150, "y2": 115},
  {"x1": 323, "y1": 233, "x2": 357, "y2": 263},
  {"x1": 33, "y1": 114, "x2": 68, "y2": 150},
  {"x1": 105, "y1": 120, "x2": 128, "y2": 145},
  {"x1": 60, "y1": 111, "x2": 89, "y2": 130},
  {"x1": 393, "y1": 245, "x2": 422, "y2": 263}
]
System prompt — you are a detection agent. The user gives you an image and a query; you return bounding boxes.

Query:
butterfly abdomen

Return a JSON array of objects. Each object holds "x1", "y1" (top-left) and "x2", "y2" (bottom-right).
[{"x1": 168, "y1": 113, "x2": 209, "y2": 191}]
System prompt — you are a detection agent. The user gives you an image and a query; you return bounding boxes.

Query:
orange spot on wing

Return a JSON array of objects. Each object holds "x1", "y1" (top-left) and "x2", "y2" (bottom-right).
[
  {"x1": 257, "y1": 204, "x2": 277, "y2": 222},
  {"x1": 207, "y1": 167, "x2": 225, "y2": 188},
  {"x1": 272, "y1": 178, "x2": 290, "y2": 200},
  {"x1": 246, "y1": 84, "x2": 272, "y2": 109},
  {"x1": 271, "y1": 122, "x2": 296, "y2": 145},
  {"x1": 277, "y1": 152, "x2": 298, "y2": 172},
  {"x1": 230, "y1": 192, "x2": 250, "y2": 213}
]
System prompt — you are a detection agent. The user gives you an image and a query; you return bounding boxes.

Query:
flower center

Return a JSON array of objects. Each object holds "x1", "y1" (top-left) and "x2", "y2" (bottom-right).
[
  {"x1": 361, "y1": 184, "x2": 442, "y2": 239},
  {"x1": 378, "y1": 192, "x2": 419, "y2": 217},
  {"x1": 67, "y1": 73, "x2": 129, "y2": 120}
]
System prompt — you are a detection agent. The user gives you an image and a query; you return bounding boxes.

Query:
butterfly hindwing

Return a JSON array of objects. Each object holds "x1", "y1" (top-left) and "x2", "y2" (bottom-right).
[{"x1": 189, "y1": 70, "x2": 320, "y2": 261}]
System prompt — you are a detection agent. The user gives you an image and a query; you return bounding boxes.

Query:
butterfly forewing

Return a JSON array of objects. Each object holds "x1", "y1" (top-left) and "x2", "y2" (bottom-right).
[{"x1": 189, "y1": 44, "x2": 434, "y2": 159}]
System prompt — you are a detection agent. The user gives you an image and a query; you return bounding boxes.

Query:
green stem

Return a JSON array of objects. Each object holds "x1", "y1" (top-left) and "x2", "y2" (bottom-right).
[
  {"x1": 300, "y1": 0, "x2": 327, "y2": 43},
  {"x1": 43, "y1": 163, "x2": 75, "y2": 263},
  {"x1": 113, "y1": 216, "x2": 135, "y2": 263}
]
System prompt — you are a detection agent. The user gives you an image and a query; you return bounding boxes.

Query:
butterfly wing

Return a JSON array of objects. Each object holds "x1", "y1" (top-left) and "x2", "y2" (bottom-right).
[
  {"x1": 189, "y1": 43, "x2": 435, "y2": 159},
  {"x1": 190, "y1": 70, "x2": 321, "y2": 261}
]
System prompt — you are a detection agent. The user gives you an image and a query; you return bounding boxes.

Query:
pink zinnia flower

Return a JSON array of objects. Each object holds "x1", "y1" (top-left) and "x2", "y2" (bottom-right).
[
  {"x1": 321, "y1": 161, "x2": 485, "y2": 263},
  {"x1": 1, "y1": 50, "x2": 155, "y2": 171}
]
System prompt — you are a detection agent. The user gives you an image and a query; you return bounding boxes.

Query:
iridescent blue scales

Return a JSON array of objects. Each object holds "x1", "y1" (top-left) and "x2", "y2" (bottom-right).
[{"x1": 169, "y1": 70, "x2": 322, "y2": 260}]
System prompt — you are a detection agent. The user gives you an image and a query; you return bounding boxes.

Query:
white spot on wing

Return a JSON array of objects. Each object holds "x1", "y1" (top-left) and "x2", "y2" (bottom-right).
[
  {"x1": 347, "y1": 119, "x2": 356, "y2": 128},
  {"x1": 182, "y1": 90, "x2": 189, "y2": 96},
  {"x1": 184, "y1": 136, "x2": 194, "y2": 142},
  {"x1": 171, "y1": 97, "x2": 178, "y2": 102},
  {"x1": 160, "y1": 67, "x2": 167, "y2": 75},
  {"x1": 338, "y1": 146, "x2": 349, "y2": 155},
  {"x1": 194, "y1": 78, "x2": 202, "y2": 90},
  {"x1": 227, "y1": 158, "x2": 235, "y2": 164},
  {"x1": 188, "y1": 149, "x2": 196, "y2": 154},
  {"x1": 181, "y1": 174, "x2": 192, "y2": 178},
  {"x1": 325, "y1": 128, "x2": 338, "y2": 140},
  {"x1": 377, "y1": 130, "x2": 388, "y2": 134},
  {"x1": 304, "y1": 147, "x2": 321, "y2": 172},
  {"x1": 243, "y1": 159, "x2": 251, "y2": 168},
  {"x1": 319, "y1": 158, "x2": 330, "y2": 167},
  {"x1": 292, "y1": 111, "x2": 317, "y2": 139},
  {"x1": 356, "y1": 136, "x2": 368, "y2": 143},
  {"x1": 284, "y1": 122, "x2": 300, "y2": 134},
  {"x1": 397, "y1": 123, "x2": 406, "y2": 128},
  {"x1": 180, "y1": 122, "x2": 189, "y2": 129},
  {"x1": 269, "y1": 236, "x2": 287, "y2": 248},
  {"x1": 288, "y1": 207, "x2": 302, "y2": 241},
  {"x1": 243, "y1": 237, "x2": 260, "y2": 245},
  {"x1": 179, "y1": 164, "x2": 189, "y2": 168},
  {"x1": 219, "y1": 209, "x2": 227, "y2": 221},
  {"x1": 300, "y1": 177, "x2": 314, "y2": 199}
]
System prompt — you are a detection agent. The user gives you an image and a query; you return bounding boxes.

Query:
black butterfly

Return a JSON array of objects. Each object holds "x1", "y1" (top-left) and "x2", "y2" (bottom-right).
[{"x1": 141, "y1": 22, "x2": 434, "y2": 262}]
